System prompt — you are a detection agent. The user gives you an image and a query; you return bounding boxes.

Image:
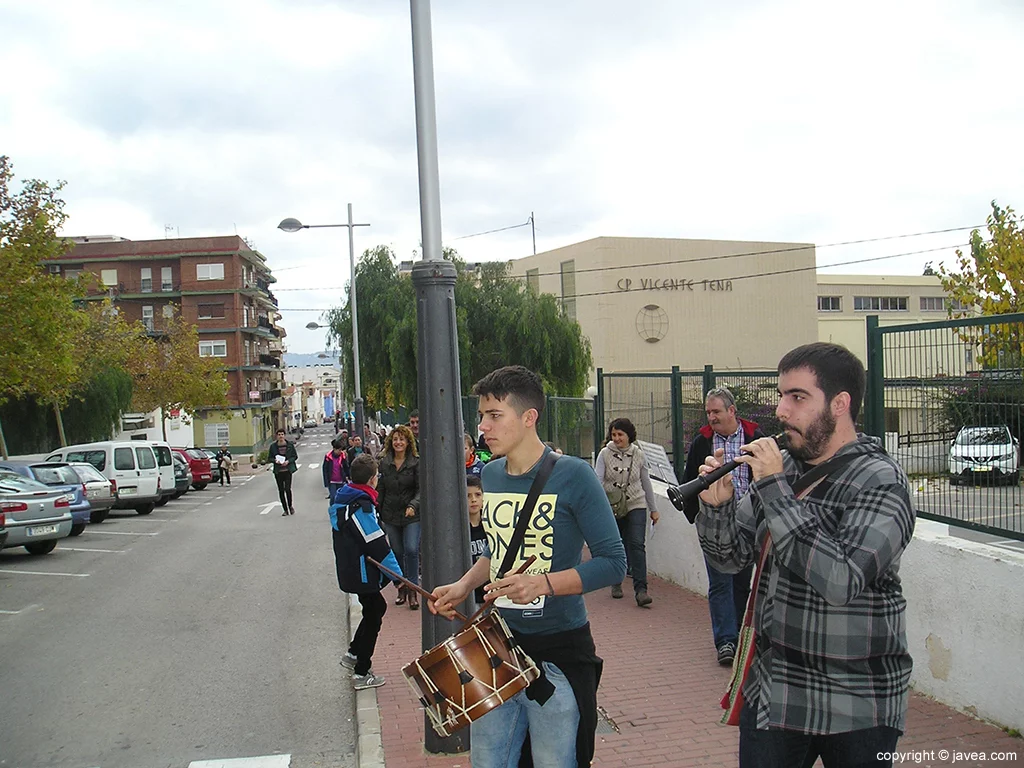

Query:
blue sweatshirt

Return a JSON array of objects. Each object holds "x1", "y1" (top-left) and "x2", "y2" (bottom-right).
[{"x1": 481, "y1": 447, "x2": 626, "y2": 635}]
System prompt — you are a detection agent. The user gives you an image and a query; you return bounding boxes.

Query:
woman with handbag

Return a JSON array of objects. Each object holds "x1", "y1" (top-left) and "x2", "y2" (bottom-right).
[{"x1": 595, "y1": 418, "x2": 660, "y2": 606}]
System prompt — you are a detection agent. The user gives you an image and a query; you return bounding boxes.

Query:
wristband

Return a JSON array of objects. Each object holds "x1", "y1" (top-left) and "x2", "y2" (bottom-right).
[{"x1": 544, "y1": 573, "x2": 555, "y2": 596}]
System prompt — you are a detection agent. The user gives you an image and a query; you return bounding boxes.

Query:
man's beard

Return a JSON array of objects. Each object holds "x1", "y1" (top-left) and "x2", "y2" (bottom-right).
[{"x1": 785, "y1": 406, "x2": 836, "y2": 462}]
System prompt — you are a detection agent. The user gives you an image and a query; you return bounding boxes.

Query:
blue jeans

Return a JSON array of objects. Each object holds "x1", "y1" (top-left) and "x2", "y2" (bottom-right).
[
  {"x1": 470, "y1": 661, "x2": 578, "y2": 768},
  {"x1": 328, "y1": 482, "x2": 345, "y2": 504},
  {"x1": 616, "y1": 508, "x2": 648, "y2": 592},
  {"x1": 705, "y1": 556, "x2": 753, "y2": 648},
  {"x1": 383, "y1": 522, "x2": 420, "y2": 586}
]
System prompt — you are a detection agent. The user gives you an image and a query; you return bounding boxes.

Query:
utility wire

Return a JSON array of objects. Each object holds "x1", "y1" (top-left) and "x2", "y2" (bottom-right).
[{"x1": 453, "y1": 220, "x2": 532, "y2": 240}]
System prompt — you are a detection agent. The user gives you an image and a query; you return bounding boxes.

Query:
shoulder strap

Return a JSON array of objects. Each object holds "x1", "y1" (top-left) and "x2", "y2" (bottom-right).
[
  {"x1": 496, "y1": 451, "x2": 560, "y2": 579},
  {"x1": 789, "y1": 450, "x2": 858, "y2": 497}
]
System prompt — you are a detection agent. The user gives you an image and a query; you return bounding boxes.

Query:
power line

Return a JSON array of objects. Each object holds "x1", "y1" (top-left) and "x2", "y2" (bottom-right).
[{"x1": 453, "y1": 220, "x2": 532, "y2": 240}]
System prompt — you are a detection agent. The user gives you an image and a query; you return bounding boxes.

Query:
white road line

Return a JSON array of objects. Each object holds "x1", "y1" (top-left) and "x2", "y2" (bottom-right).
[
  {"x1": 0, "y1": 608, "x2": 22, "y2": 614},
  {"x1": 204, "y1": 502, "x2": 214, "y2": 506},
  {"x1": 84, "y1": 530, "x2": 160, "y2": 536},
  {"x1": 216, "y1": 496, "x2": 225, "y2": 500},
  {"x1": 189, "y1": 754, "x2": 291, "y2": 767},
  {"x1": 0, "y1": 568, "x2": 89, "y2": 577},
  {"x1": 307, "y1": 463, "x2": 318, "y2": 469},
  {"x1": 60, "y1": 547, "x2": 127, "y2": 554}
]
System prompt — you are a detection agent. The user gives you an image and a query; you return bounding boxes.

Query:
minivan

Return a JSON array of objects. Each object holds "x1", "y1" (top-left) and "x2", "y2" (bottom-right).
[
  {"x1": 143, "y1": 440, "x2": 177, "y2": 506},
  {"x1": 46, "y1": 441, "x2": 162, "y2": 515}
]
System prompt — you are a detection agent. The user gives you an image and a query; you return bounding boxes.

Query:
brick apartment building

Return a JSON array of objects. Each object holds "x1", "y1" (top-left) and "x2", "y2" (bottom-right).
[{"x1": 43, "y1": 235, "x2": 287, "y2": 454}]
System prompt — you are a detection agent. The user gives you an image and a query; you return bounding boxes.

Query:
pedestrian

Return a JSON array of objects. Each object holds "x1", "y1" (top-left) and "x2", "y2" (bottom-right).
[
  {"x1": 431, "y1": 365, "x2": 626, "y2": 768},
  {"x1": 464, "y1": 432, "x2": 485, "y2": 476},
  {"x1": 376, "y1": 424, "x2": 421, "y2": 609},
  {"x1": 696, "y1": 342, "x2": 914, "y2": 767},
  {"x1": 332, "y1": 453, "x2": 402, "y2": 690},
  {"x1": 408, "y1": 409, "x2": 420, "y2": 444},
  {"x1": 681, "y1": 387, "x2": 762, "y2": 666},
  {"x1": 323, "y1": 437, "x2": 349, "y2": 502},
  {"x1": 268, "y1": 428, "x2": 298, "y2": 516},
  {"x1": 595, "y1": 417, "x2": 660, "y2": 607},
  {"x1": 465, "y1": 473, "x2": 487, "y2": 607},
  {"x1": 215, "y1": 444, "x2": 233, "y2": 486},
  {"x1": 363, "y1": 424, "x2": 381, "y2": 458}
]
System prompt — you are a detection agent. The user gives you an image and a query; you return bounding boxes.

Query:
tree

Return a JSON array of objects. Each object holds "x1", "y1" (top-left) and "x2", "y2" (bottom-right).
[
  {"x1": 128, "y1": 312, "x2": 230, "y2": 440},
  {"x1": 324, "y1": 245, "x2": 593, "y2": 412},
  {"x1": 939, "y1": 202, "x2": 1024, "y2": 368}
]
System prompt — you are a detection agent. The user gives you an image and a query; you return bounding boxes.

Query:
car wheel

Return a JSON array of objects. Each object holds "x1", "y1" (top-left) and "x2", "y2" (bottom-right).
[
  {"x1": 193, "y1": 483, "x2": 208, "y2": 491},
  {"x1": 1007, "y1": 471, "x2": 1020, "y2": 486},
  {"x1": 135, "y1": 503, "x2": 155, "y2": 515},
  {"x1": 155, "y1": 496, "x2": 169, "y2": 507},
  {"x1": 69, "y1": 523, "x2": 86, "y2": 537},
  {"x1": 949, "y1": 475, "x2": 959, "y2": 487},
  {"x1": 172, "y1": 491, "x2": 184, "y2": 499},
  {"x1": 90, "y1": 509, "x2": 109, "y2": 524},
  {"x1": 24, "y1": 540, "x2": 58, "y2": 555}
]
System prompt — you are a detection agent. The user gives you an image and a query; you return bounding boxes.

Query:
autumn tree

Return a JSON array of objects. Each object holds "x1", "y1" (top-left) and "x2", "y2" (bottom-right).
[
  {"x1": 939, "y1": 202, "x2": 1024, "y2": 368},
  {"x1": 129, "y1": 312, "x2": 230, "y2": 440}
]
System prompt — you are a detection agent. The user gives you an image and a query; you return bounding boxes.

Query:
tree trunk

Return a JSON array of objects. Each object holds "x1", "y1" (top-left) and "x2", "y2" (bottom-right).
[
  {"x1": 0, "y1": 416, "x2": 9, "y2": 459},
  {"x1": 53, "y1": 401, "x2": 68, "y2": 447}
]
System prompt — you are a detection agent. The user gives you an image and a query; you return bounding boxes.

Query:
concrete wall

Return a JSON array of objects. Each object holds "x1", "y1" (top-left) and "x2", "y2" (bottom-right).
[{"x1": 645, "y1": 482, "x2": 1024, "y2": 731}]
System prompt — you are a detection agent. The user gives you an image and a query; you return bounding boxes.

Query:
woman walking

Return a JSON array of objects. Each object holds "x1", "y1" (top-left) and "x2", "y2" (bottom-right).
[
  {"x1": 595, "y1": 417, "x2": 660, "y2": 606},
  {"x1": 377, "y1": 424, "x2": 422, "y2": 609}
]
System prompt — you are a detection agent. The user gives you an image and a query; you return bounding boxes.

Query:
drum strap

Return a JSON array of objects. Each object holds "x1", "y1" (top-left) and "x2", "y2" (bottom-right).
[{"x1": 496, "y1": 450, "x2": 560, "y2": 579}]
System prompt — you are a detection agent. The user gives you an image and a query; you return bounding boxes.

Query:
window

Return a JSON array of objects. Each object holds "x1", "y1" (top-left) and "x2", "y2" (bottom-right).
[
  {"x1": 67, "y1": 450, "x2": 106, "y2": 471},
  {"x1": 198, "y1": 303, "x2": 226, "y2": 319},
  {"x1": 199, "y1": 340, "x2": 228, "y2": 357},
  {"x1": 243, "y1": 305, "x2": 249, "y2": 327},
  {"x1": 161, "y1": 266, "x2": 173, "y2": 291},
  {"x1": 65, "y1": 269, "x2": 83, "y2": 281},
  {"x1": 526, "y1": 268, "x2": 540, "y2": 295},
  {"x1": 114, "y1": 447, "x2": 136, "y2": 470},
  {"x1": 48, "y1": 264, "x2": 61, "y2": 274},
  {"x1": 153, "y1": 446, "x2": 172, "y2": 467},
  {"x1": 135, "y1": 446, "x2": 156, "y2": 469},
  {"x1": 197, "y1": 263, "x2": 225, "y2": 281},
  {"x1": 853, "y1": 296, "x2": 908, "y2": 311},
  {"x1": 141, "y1": 267, "x2": 152, "y2": 293},
  {"x1": 100, "y1": 269, "x2": 118, "y2": 287},
  {"x1": 560, "y1": 260, "x2": 577, "y2": 321},
  {"x1": 921, "y1": 296, "x2": 966, "y2": 311},
  {"x1": 162, "y1": 304, "x2": 174, "y2": 318},
  {"x1": 817, "y1": 296, "x2": 842, "y2": 312},
  {"x1": 142, "y1": 306, "x2": 154, "y2": 331},
  {"x1": 205, "y1": 423, "x2": 230, "y2": 446}
]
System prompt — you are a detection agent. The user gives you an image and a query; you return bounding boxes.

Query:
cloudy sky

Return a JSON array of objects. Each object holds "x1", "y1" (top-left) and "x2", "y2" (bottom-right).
[{"x1": 3, "y1": 0, "x2": 1022, "y2": 353}]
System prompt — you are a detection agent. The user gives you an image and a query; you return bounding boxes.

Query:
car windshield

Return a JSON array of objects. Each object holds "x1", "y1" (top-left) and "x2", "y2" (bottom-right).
[
  {"x1": 956, "y1": 428, "x2": 1011, "y2": 446},
  {"x1": 31, "y1": 465, "x2": 79, "y2": 485},
  {"x1": 0, "y1": 471, "x2": 50, "y2": 493},
  {"x1": 71, "y1": 464, "x2": 107, "y2": 483},
  {"x1": 186, "y1": 449, "x2": 207, "y2": 461}
]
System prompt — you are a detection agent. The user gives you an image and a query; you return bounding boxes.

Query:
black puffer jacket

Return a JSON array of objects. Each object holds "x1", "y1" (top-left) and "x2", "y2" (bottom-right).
[{"x1": 377, "y1": 453, "x2": 421, "y2": 527}]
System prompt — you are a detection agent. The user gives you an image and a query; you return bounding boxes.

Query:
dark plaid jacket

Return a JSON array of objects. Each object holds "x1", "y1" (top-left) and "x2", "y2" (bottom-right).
[{"x1": 696, "y1": 435, "x2": 915, "y2": 734}]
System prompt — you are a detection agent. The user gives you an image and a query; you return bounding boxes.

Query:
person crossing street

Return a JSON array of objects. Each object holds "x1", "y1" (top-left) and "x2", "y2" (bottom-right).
[{"x1": 268, "y1": 428, "x2": 298, "y2": 516}]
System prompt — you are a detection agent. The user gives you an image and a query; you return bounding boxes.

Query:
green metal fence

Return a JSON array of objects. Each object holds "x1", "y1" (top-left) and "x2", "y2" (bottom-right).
[
  {"x1": 460, "y1": 395, "x2": 595, "y2": 461},
  {"x1": 865, "y1": 312, "x2": 1024, "y2": 540}
]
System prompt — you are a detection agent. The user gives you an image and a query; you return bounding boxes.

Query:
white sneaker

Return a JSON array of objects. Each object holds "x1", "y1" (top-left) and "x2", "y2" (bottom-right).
[
  {"x1": 340, "y1": 652, "x2": 358, "y2": 670},
  {"x1": 352, "y1": 672, "x2": 386, "y2": 690}
]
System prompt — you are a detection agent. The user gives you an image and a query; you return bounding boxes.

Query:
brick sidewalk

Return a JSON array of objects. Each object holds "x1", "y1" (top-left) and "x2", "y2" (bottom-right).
[{"x1": 367, "y1": 576, "x2": 1020, "y2": 767}]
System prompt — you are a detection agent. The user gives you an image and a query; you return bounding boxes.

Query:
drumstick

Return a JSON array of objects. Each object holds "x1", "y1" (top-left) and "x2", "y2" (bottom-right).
[
  {"x1": 366, "y1": 556, "x2": 468, "y2": 622},
  {"x1": 458, "y1": 555, "x2": 538, "y2": 631}
]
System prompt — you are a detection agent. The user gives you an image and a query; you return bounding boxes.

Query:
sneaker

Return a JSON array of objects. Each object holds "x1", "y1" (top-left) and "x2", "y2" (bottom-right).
[
  {"x1": 635, "y1": 589, "x2": 653, "y2": 607},
  {"x1": 352, "y1": 672, "x2": 386, "y2": 690},
  {"x1": 281, "y1": 510, "x2": 289, "y2": 516},
  {"x1": 289, "y1": 507, "x2": 296, "y2": 515},
  {"x1": 340, "y1": 652, "x2": 358, "y2": 670},
  {"x1": 717, "y1": 642, "x2": 736, "y2": 666},
  {"x1": 611, "y1": 584, "x2": 623, "y2": 599}
]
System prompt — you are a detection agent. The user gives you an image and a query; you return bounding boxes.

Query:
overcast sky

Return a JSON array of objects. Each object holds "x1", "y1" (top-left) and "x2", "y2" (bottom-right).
[{"x1": 3, "y1": 0, "x2": 1022, "y2": 353}]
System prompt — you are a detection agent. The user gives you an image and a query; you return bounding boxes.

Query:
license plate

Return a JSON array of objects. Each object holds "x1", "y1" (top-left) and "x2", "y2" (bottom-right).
[
  {"x1": 27, "y1": 525, "x2": 59, "y2": 537},
  {"x1": 973, "y1": 466, "x2": 993, "y2": 472},
  {"x1": 87, "y1": 488, "x2": 105, "y2": 498},
  {"x1": 119, "y1": 487, "x2": 137, "y2": 496},
  {"x1": 200, "y1": 474, "x2": 211, "y2": 480}
]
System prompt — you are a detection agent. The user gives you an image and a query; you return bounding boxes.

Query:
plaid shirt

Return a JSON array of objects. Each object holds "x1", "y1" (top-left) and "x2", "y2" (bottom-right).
[
  {"x1": 697, "y1": 435, "x2": 915, "y2": 734},
  {"x1": 713, "y1": 424, "x2": 751, "y2": 497}
]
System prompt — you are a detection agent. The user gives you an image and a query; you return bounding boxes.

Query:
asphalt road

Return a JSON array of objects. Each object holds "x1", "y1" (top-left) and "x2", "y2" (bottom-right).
[{"x1": 0, "y1": 427, "x2": 356, "y2": 768}]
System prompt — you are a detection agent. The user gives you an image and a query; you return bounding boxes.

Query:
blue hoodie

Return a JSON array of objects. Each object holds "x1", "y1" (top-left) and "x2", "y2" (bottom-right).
[{"x1": 329, "y1": 483, "x2": 403, "y2": 594}]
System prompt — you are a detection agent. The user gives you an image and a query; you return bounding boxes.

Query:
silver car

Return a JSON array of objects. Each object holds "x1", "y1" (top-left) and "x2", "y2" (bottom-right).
[
  {"x1": 68, "y1": 461, "x2": 116, "y2": 523},
  {"x1": 0, "y1": 470, "x2": 74, "y2": 555}
]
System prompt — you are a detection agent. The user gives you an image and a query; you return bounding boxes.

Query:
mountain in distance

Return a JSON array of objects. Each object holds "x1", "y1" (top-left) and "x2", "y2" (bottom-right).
[{"x1": 283, "y1": 351, "x2": 341, "y2": 368}]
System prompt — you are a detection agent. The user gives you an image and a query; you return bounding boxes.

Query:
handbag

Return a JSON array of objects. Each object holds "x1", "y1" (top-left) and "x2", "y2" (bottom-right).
[
  {"x1": 719, "y1": 451, "x2": 856, "y2": 726},
  {"x1": 605, "y1": 449, "x2": 635, "y2": 519}
]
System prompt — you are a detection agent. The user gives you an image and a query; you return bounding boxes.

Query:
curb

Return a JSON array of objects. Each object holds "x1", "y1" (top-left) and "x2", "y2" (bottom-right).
[{"x1": 350, "y1": 594, "x2": 386, "y2": 768}]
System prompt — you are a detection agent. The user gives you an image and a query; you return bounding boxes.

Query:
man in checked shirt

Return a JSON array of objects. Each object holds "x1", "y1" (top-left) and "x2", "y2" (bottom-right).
[{"x1": 697, "y1": 343, "x2": 914, "y2": 768}]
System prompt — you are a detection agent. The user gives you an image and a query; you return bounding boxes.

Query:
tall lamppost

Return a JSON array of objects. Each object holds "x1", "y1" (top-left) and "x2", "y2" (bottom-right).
[{"x1": 279, "y1": 205, "x2": 369, "y2": 439}]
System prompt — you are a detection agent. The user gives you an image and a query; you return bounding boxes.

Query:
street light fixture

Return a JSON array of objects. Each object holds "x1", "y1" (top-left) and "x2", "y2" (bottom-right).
[{"x1": 279, "y1": 204, "x2": 370, "y2": 439}]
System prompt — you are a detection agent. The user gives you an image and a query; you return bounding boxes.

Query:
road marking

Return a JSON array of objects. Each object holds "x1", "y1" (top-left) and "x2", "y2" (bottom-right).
[
  {"x1": 308, "y1": 463, "x2": 319, "y2": 469},
  {"x1": 258, "y1": 502, "x2": 281, "y2": 515},
  {"x1": 85, "y1": 530, "x2": 160, "y2": 536},
  {"x1": 0, "y1": 568, "x2": 89, "y2": 577},
  {"x1": 216, "y1": 496, "x2": 225, "y2": 500},
  {"x1": 189, "y1": 758, "x2": 291, "y2": 768},
  {"x1": 0, "y1": 603, "x2": 40, "y2": 615},
  {"x1": 60, "y1": 547, "x2": 127, "y2": 554},
  {"x1": 204, "y1": 502, "x2": 213, "y2": 506}
]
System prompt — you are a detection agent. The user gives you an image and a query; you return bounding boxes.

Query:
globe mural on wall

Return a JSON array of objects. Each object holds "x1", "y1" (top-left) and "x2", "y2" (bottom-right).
[{"x1": 636, "y1": 304, "x2": 668, "y2": 343}]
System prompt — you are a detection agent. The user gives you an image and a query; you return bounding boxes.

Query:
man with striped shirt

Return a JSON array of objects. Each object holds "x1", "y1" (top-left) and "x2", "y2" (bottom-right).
[{"x1": 696, "y1": 343, "x2": 915, "y2": 768}]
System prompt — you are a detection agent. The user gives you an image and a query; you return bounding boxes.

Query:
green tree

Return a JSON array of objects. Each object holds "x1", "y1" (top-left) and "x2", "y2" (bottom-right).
[
  {"x1": 129, "y1": 312, "x2": 230, "y2": 440},
  {"x1": 325, "y1": 246, "x2": 593, "y2": 412},
  {"x1": 939, "y1": 202, "x2": 1024, "y2": 368}
]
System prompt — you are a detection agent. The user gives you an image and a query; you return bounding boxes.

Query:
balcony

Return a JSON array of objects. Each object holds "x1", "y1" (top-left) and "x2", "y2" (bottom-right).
[
  {"x1": 258, "y1": 353, "x2": 279, "y2": 367},
  {"x1": 251, "y1": 389, "x2": 282, "y2": 404}
]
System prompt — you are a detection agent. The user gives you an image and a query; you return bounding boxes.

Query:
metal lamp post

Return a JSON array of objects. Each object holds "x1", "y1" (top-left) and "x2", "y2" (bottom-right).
[{"x1": 279, "y1": 206, "x2": 369, "y2": 439}]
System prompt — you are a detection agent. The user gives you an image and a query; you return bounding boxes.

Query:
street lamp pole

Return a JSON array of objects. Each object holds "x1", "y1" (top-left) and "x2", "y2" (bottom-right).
[{"x1": 280, "y1": 209, "x2": 369, "y2": 440}]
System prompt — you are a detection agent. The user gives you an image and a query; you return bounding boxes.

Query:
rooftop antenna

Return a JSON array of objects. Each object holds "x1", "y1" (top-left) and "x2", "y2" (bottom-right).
[{"x1": 164, "y1": 225, "x2": 174, "y2": 239}]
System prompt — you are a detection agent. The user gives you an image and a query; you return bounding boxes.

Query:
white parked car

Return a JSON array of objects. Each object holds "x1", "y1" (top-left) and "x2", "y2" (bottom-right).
[{"x1": 949, "y1": 425, "x2": 1020, "y2": 486}]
